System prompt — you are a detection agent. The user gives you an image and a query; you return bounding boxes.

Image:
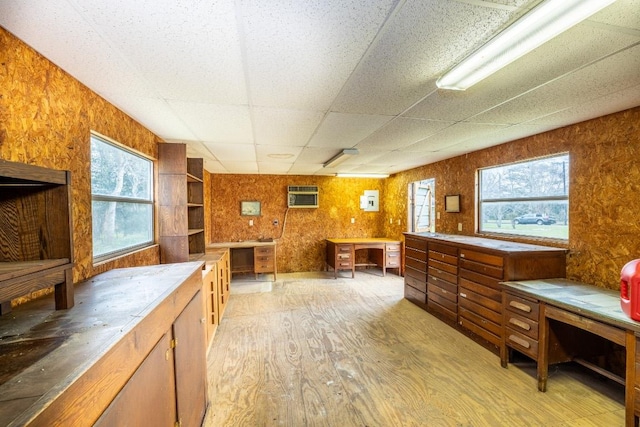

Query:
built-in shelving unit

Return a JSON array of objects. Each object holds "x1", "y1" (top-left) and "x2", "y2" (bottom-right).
[
  {"x1": 158, "y1": 143, "x2": 205, "y2": 263},
  {"x1": 0, "y1": 159, "x2": 74, "y2": 314}
]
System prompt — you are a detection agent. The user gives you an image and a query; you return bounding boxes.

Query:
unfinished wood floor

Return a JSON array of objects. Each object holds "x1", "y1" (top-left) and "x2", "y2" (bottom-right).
[{"x1": 204, "y1": 271, "x2": 625, "y2": 426}]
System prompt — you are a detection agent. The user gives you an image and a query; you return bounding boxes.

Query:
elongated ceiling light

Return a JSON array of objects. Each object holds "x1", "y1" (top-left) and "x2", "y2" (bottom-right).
[
  {"x1": 323, "y1": 148, "x2": 359, "y2": 168},
  {"x1": 436, "y1": 0, "x2": 617, "y2": 91}
]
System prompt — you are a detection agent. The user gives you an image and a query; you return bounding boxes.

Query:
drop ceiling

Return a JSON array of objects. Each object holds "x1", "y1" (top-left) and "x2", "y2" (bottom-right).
[{"x1": 1, "y1": 0, "x2": 639, "y2": 175}]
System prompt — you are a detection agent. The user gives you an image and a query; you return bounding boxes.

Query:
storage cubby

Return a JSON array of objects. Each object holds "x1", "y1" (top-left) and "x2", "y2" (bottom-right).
[
  {"x1": 158, "y1": 143, "x2": 205, "y2": 263},
  {"x1": 0, "y1": 159, "x2": 74, "y2": 313}
]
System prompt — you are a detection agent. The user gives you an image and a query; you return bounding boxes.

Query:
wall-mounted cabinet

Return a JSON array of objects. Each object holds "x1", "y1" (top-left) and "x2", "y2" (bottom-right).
[
  {"x1": 0, "y1": 159, "x2": 74, "y2": 313},
  {"x1": 158, "y1": 143, "x2": 205, "y2": 263}
]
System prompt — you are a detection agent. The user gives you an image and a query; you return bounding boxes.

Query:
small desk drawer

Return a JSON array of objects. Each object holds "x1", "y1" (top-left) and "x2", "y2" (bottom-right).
[
  {"x1": 386, "y1": 243, "x2": 401, "y2": 252},
  {"x1": 506, "y1": 311, "x2": 539, "y2": 340},
  {"x1": 255, "y1": 246, "x2": 274, "y2": 256},
  {"x1": 254, "y1": 261, "x2": 275, "y2": 273},
  {"x1": 505, "y1": 293, "x2": 539, "y2": 321},
  {"x1": 506, "y1": 329, "x2": 539, "y2": 360}
]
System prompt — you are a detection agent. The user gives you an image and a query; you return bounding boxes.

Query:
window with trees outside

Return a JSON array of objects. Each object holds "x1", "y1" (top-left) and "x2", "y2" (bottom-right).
[
  {"x1": 478, "y1": 154, "x2": 569, "y2": 240},
  {"x1": 91, "y1": 134, "x2": 154, "y2": 261}
]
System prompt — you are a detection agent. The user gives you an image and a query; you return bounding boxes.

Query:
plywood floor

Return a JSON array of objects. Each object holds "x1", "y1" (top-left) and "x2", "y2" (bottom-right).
[{"x1": 204, "y1": 271, "x2": 625, "y2": 426}]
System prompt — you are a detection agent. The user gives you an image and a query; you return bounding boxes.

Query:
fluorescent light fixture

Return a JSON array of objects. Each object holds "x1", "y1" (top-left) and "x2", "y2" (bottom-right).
[
  {"x1": 323, "y1": 148, "x2": 359, "y2": 168},
  {"x1": 436, "y1": 0, "x2": 617, "y2": 91},
  {"x1": 336, "y1": 173, "x2": 389, "y2": 178}
]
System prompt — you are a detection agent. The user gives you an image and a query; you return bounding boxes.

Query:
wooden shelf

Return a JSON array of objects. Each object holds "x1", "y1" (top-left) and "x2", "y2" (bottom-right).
[
  {"x1": 158, "y1": 144, "x2": 206, "y2": 263},
  {"x1": 0, "y1": 159, "x2": 74, "y2": 313}
]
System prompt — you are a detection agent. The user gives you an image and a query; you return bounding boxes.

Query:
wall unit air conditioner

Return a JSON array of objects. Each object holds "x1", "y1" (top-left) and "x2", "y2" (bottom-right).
[{"x1": 288, "y1": 185, "x2": 319, "y2": 208}]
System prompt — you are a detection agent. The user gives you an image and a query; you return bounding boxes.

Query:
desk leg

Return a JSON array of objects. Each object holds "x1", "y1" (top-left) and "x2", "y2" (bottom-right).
[
  {"x1": 538, "y1": 303, "x2": 549, "y2": 392},
  {"x1": 625, "y1": 330, "x2": 636, "y2": 427}
]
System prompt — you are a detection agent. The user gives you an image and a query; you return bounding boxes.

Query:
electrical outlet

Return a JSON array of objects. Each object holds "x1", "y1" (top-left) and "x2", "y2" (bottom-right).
[
  {"x1": 351, "y1": 218, "x2": 355, "y2": 224},
  {"x1": 249, "y1": 219, "x2": 254, "y2": 226},
  {"x1": 389, "y1": 218, "x2": 393, "y2": 224},
  {"x1": 458, "y1": 222, "x2": 462, "y2": 231}
]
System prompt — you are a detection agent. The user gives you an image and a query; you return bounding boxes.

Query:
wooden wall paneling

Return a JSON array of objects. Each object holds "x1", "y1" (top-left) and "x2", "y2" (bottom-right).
[{"x1": 1, "y1": 28, "x2": 159, "y2": 291}]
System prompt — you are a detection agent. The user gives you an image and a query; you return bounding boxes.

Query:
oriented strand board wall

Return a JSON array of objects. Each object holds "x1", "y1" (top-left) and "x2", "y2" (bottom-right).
[
  {"x1": 210, "y1": 175, "x2": 389, "y2": 272},
  {"x1": 0, "y1": 28, "x2": 160, "y2": 286},
  {"x1": 387, "y1": 106, "x2": 640, "y2": 289}
]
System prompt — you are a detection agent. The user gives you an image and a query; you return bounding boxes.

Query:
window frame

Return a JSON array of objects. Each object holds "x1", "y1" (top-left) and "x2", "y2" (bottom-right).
[
  {"x1": 90, "y1": 133, "x2": 155, "y2": 263},
  {"x1": 477, "y1": 153, "x2": 569, "y2": 241}
]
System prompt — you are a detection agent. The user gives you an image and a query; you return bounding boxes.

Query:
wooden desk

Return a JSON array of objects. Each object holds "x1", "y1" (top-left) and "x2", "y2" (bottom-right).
[
  {"x1": 207, "y1": 241, "x2": 277, "y2": 280},
  {"x1": 325, "y1": 238, "x2": 401, "y2": 279},
  {"x1": 501, "y1": 279, "x2": 640, "y2": 427}
]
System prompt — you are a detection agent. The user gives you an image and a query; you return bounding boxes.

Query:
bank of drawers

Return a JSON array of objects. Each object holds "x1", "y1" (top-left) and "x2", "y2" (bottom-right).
[
  {"x1": 504, "y1": 292, "x2": 540, "y2": 360},
  {"x1": 458, "y1": 249, "x2": 505, "y2": 347},
  {"x1": 386, "y1": 243, "x2": 401, "y2": 272},
  {"x1": 254, "y1": 245, "x2": 276, "y2": 274},
  {"x1": 404, "y1": 237, "x2": 427, "y2": 309},
  {"x1": 427, "y1": 242, "x2": 458, "y2": 322},
  {"x1": 334, "y1": 244, "x2": 354, "y2": 272}
]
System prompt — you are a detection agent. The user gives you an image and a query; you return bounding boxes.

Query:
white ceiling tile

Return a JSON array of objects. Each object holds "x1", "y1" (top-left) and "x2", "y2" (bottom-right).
[
  {"x1": 287, "y1": 163, "x2": 324, "y2": 175},
  {"x1": 255, "y1": 145, "x2": 303, "y2": 162},
  {"x1": 70, "y1": 0, "x2": 248, "y2": 104},
  {"x1": 218, "y1": 161, "x2": 259, "y2": 174},
  {"x1": 203, "y1": 142, "x2": 256, "y2": 162},
  {"x1": 526, "y1": 84, "x2": 640, "y2": 127},
  {"x1": 355, "y1": 118, "x2": 453, "y2": 150},
  {"x1": 307, "y1": 112, "x2": 394, "y2": 148},
  {"x1": 252, "y1": 107, "x2": 324, "y2": 146},
  {"x1": 472, "y1": 44, "x2": 640, "y2": 124},
  {"x1": 589, "y1": 0, "x2": 640, "y2": 31},
  {"x1": 405, "y1": 122, "x2": 510, "y2": 152},
  {"x1": 257, "y1": 162, "x2": 292, "y2": 174},
  {"x1": 168, "y1": 101, "x2": 253, "y2": 143},
  {"x1": 403, "y1": 23, "x2": 640, "y2": 122},
  {"x1": 239, "y1": 0, "x2": 398, "y2": 110},
  {"x1": 332, "y1": 0, "x2": 526, "y2": 115}
]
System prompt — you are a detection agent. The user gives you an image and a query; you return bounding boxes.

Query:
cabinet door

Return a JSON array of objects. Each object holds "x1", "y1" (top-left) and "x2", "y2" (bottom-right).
[
  {"x1": 94, "y1": 332, "x2": 177, "y2": 426},
  {"x1": 173, "y1": 290, "x2": 208, "y2": 427}
]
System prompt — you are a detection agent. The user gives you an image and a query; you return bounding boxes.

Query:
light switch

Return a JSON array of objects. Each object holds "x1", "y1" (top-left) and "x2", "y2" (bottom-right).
[
  {"x1": 351, "y1": 218, "x2": 355, "y2": 224},
  {"x1": 249, "y1": 219, "x2": 254, "y2": 226}
]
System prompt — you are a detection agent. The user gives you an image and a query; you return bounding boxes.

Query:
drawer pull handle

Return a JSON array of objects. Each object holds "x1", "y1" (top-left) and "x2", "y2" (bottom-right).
[
  {"x1": 508, "y1": 334, "x2": 530, "y2": 349},
  {"x1": 509, "y1": 318, "x2": 531, "y2": 331},
  {"x1": 460, "y1": 253, "x2": 465, "y2": 258},
  {"x1": 509, "y1": 301, "x2": 532, "y2": 313},
  {"x1": 460, "y1": 292, "x2": 467, "y2": 298}
]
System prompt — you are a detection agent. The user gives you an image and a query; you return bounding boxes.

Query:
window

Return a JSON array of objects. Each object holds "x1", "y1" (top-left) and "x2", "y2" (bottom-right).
[
  {"x1": 91, "y1": 134, "x2": 154, "y2": 261},
  {"x1": 478, "y1": 154, "x2": 569, "y2": 240},
  {"x1": 409, "y1": 178, "x2": 435, "y2": 232}
]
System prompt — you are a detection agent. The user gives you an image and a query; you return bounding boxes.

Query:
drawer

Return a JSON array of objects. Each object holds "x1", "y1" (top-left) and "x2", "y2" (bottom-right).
[
  {"x1": 405, "y1": 237, "x2": 427, "y2": 252},
  {"x1": 459, "y1": 258, "x2": 503, "y2": 279},
  {"x1": 458, "y1": 297, "x2": 502, "y2": 325},
  {"x1": 386, "y1": 243, "x2": 401, "y2": 252},
  {"x1": 405, "y1": 276, "x2": 427, "y2": 294},
  {"x1": 505, "y1": 293, "x2": 540, "y2": 321},
  {"x1": 459, "y1": 317, "x2": 501, "y2": 347},
  {"x1": 458, "y1": 277, "x2": 501, "y2": 302},
  {"x1": 428, "y1": 291, "x2": 457, "y2": 314},
  {"x1": 405, "y1": 247, "x2": 427, "y2": 262},
  {"x1": 459, "y1": 268, "x2": 501, "y2": 290},
  {"x1": 459, "y1": 307, "x2": 502, "y2": 338},
  {"x1": 428, "y1": 250, "x2": 458, "y2": 266},
  {"x1": 429, "y1": 242, "x2": 458, "y2": 257},
  {"x1": 429, "y1": 298, "x2": 457, "y2": 323},
  {"x1": 428, "y1": 275, "x2": 457, "y2": 294},
  {"x1": 429, "y1": 281, "x2": 457, "y2": 304},
  {"x1": 428, "y1": 258, "x2": 457, "y2": 275},
  {"x1": 406, "y1": 256, "x2": 426, "y2": 272},
  {"x1": 428, "y1": 266, "x2": 457, "y2": 284},
  {"x1": 255, "y1": 246, "x2": 274, "y2": 256},
  {"x1": 505, "y1": 311, "x2": 539, "y2": 340},
  {"x1": 336, "y1": 252, "x2": 351, "y2": 260},
  {"x1": 405, "y1": 266, "x2": 427, "y2": 283},
  {"x1": 404, "y1": 284, "x2": 427, "y2": 308},
  {"x1": 254, "y1": 261, "x2": 275, "y2": 273},
  {"x1": 506, "y1": 329, "x2": 539, "y2": 360},
  {"x1": 459, "y1": 249, "x2": 503, "y2": 267},
  {"x1": 386, "y1": 251, "x2": 401, "y2": 263},
  {"x1": 336, "y1": 260, "x2": 353, "y2": 269},
  {"x1": 459, "y1": 288, "x2": 502, "y2": 313}
]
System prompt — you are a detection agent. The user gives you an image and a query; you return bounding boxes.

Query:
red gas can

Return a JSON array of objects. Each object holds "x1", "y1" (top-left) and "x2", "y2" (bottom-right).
[{"x1": 620, "y1": 259, "x2": 640, "y2": 321}]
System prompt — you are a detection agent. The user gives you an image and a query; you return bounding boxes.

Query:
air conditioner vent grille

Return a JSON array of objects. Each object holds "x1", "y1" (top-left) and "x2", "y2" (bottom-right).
[{"x1": 287, "y1": 185, "x2": 318, "y2": 193}]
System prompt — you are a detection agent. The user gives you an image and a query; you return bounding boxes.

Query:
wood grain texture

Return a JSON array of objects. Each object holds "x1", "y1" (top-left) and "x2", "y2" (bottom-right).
[{"x1": 205, "y1": 272, "x2": 625, "y2": 426}]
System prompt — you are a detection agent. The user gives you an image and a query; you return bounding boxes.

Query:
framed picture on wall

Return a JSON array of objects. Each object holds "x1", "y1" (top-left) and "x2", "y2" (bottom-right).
[
  {"x1": 444, "y1": 194, "x2": 460, "y2": 213},
  {"x1": 240, "y1": 200, "x2": 261, "y2": 216}
]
